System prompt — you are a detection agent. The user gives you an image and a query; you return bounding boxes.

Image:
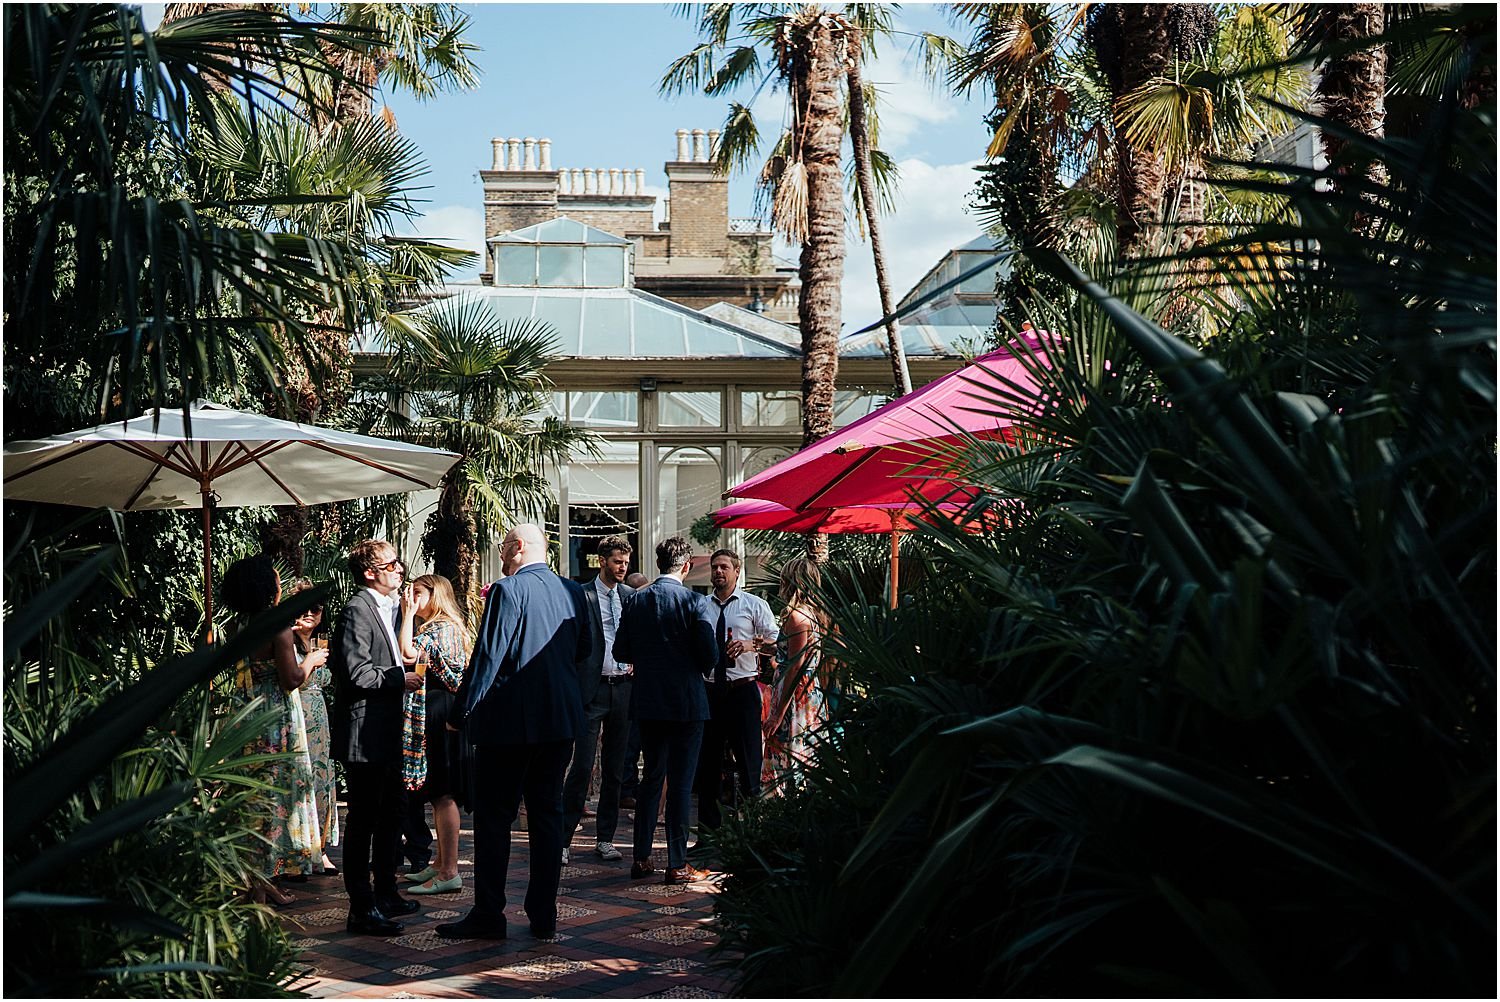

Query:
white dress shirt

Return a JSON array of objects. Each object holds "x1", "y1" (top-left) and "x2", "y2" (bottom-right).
[
  {"x1": 595, "y1": 576, "x2": 628, "y2": 676},
  {"x1": 708, "y1": 588, "x2": 777, "y2": 682},
  {"x1": 366, "y1": 587, "x2": 402, "y2": 665}
]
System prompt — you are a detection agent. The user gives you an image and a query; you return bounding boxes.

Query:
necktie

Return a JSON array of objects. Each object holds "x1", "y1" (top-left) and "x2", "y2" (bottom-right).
[{"x1": 714, "y1": 601, "x2": 729, "y2": 685}]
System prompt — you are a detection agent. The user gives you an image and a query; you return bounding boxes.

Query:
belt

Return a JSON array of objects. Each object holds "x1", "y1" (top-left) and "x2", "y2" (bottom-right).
[
  {"x1": 600, "y1": 674, "x2": 633, "y2": 685},
  {"x1": 708, "y1": 676, "x2": 759, "y2": 690}
]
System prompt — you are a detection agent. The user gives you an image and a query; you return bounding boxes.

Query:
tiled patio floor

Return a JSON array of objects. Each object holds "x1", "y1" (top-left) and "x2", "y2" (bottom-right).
[{"x1": 279, "y1": 807, "x2": 732, "y2": 998}]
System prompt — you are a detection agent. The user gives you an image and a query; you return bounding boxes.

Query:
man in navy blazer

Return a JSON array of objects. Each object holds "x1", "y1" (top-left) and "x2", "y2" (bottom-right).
[
  {"x1": 613, "y1": 536, "x2": 718, "y2": 885},
  {"x1": 435, "y1": 523, "x2": 591, "y2": 942}
]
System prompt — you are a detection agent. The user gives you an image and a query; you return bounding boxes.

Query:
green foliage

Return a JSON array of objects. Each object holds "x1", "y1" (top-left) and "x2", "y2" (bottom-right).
[
  {"x1": 712, "y1": 11, "x2": 1495, "y2": 997},
  {"x1": 5, "y1": 512, "x2": 330, "y2": 996}
]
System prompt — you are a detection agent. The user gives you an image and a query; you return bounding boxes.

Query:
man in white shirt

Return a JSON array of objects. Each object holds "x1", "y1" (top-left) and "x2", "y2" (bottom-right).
[
  {"x1": 560, "y1": 535, "x2": 638, "y2": 864},
  {"x1": 330, "y1": 539, "x2": 423, "y2": 935},
  {"x1": 695, "y1": 548, "x2": 777, "y2": 840}
]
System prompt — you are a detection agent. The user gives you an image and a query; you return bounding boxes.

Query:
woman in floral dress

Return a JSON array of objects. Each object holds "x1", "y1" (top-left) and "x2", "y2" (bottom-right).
[
  {"x1": 221, "y1": 555, "x2": 321, "y2": 905},
  {"x1": 397, "y1": 573, "x2": 471, "y2": 894},
  {"x1": 762, "y1": 557, "x2": 829, "y2": 791},
  {"x1": 288, "y1": 578, "x2": 339, "y2": 877}
]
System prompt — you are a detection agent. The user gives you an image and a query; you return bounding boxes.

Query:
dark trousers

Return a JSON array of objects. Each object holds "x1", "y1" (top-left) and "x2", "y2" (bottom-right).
[
  {"x1": 393, "y1": 789, "x2": 432, "y2": 869},
  {"x1": 470, "y1": 740, "x2": 573, "y2": 932},
  {"x1": 696, "y1": 680, "x2": 764, "y2": 830},
  {"x1": 620, "y1": 721, "x2": 642, "y2": 799},
  {"x1": 562, "y1": 678, "x2": 633, "y2": 845},
  {"x1": 634, "y1": 720, "x2": 703, "y2": 870},
  {"x1": 342, "y1": 761, "x2": 402, "y2": 911}
]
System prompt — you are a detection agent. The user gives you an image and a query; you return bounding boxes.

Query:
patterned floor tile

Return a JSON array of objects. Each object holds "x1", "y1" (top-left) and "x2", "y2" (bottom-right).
[
  {"x1": 391, "y1": 963, "x2": 439, "y2": 977},
  {"x1": 499, "y1": 957, "x2": 595, "y2": 980},
  {"x1": 630, "y1": 925, "x2": 716, "y2": 945}
]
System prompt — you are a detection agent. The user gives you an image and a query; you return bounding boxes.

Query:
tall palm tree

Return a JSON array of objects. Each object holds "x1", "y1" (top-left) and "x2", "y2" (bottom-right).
[
  {"x1": 372, "y1": 298, "x2": 595, "y2": 614},
  {"x1": 663, "y1": 5, "x2": 914, "y2": 413}
]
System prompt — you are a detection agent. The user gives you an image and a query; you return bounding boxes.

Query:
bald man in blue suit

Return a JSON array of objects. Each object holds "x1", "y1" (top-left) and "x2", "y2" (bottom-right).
[{"x1": 436, "y1": 523, "x2": 591, "y2": 942}]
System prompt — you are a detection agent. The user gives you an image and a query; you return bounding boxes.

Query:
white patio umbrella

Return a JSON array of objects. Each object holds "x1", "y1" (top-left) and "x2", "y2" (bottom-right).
[{"x1": 3, "y1": 400, "x2": 460, "y2": 636}]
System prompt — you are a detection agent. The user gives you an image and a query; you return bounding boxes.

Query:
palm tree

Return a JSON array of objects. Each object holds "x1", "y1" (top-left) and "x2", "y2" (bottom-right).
[
  {"x1": 663, "y1": 5, "x2": 916, "y2": 416},
  {"x1": 1, "y1": 5, "x2": 373, "y2": 439},
  {"x1": 371, "y1": 297, "x2": 595, "y2": 614}
]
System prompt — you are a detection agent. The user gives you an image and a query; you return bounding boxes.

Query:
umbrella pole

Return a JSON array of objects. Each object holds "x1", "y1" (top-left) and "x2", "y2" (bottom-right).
[
  {"x1": 889, "y1": 525, "x2": 901, "y2": 610},
  {"x1": 201, "y1": 480, "x2": 215, "y2": 645}
]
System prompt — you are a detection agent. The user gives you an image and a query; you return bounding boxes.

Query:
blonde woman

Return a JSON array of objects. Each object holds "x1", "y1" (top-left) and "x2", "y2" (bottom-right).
[
  {"x1": 287, "y1": 578, "x2": 340, "y2": 877},
  {"x1": 761, "y1": 558, "x2": 830, "y2": 790},
  {"x1": 397, "y1": 573, "x2": 472, "y2": 893}
]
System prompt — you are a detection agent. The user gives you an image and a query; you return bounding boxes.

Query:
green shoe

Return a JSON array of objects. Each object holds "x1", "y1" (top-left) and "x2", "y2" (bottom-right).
[
  {"x1": 408, "y1": 875, "x2": 463, "y2": 895},
  {"x1": 404, "y1": 866, "x2": 438, "y2": 884}
]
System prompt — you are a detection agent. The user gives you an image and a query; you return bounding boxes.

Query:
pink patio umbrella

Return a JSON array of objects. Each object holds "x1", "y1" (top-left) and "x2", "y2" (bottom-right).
[
  {"x1": 710, "y1": 497, "x2": 1000, "y2": 608},
  {"x1": 726, "y1": 333, "x2": 1049, "y2": 512}
]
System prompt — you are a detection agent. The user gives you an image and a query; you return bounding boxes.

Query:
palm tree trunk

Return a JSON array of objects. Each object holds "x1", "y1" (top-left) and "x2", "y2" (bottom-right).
[
  {"x1": 428, "y1": 472, "x2": 480, "y2": 616},
  {"x1": 844, "y1": 28, "x2": 910, "y2": 396},
  {"x1": 1314, "y1": 4, "x2": 1387, "y2": 169},
  {"x1": 791, "y1": 12, "x2": 845, "y2": 564},
  {"x1": 1112, "y1": 5, "x2": 1175, "y2": 257}
]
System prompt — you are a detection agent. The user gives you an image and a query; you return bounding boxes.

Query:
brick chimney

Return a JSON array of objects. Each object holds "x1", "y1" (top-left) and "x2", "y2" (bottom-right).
[{"x1": 664, "y1": 126, "x2": 729, "y2": 259}]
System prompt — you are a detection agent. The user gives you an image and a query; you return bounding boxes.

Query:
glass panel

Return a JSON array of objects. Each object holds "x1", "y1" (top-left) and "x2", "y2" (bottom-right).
[
  {"x1": 584, "y1": 245, "x2": 627, "y2": 288},
  {"x1": 834, "y1": 389, "x2": 887, "y2": 427},
  {"x1": 568, "y1": 391, "x2": 638, "y2": 429},
  {"x1": 958, "y1": 256, "x2": 999, "y2": 294},
  {"x1": 541, "y1": 391, "x2": 566, "y2": 421},
  {"x1": 580, "y1": 296, "x2": 630, "y2": 354},
  {"x1": 658, "y1": 446, "x2": 722, "y2": 545},
  {"x1": 538, "y1": 245, "x2": 584, "y2": 287},
  {"x1": 632, "y1": 301, "x2": 686, "y2": 355},
  {"x1": 740, "y1": 389, "x2": 800, "y2": 427},
  {"x1": 496, "y1": 244, "x2": 536, "y2": 286},
  {"x1": 659, "y1": 389, "x2": 721, "y2": 427},
  {"x1": 532, "y1": 296, "x2": 582, "y2": 353},
  {"x1": 743, "y1": 446, "x2": 792, "y2": 482}
]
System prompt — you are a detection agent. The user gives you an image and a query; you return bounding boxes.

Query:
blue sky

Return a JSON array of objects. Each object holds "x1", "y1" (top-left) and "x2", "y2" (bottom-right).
[
  {"x1": 382, "y1": 3, "x2": 993, "y2": 322},
  {"x1": 148, "y1": 3, "x2": 995, "y2": 324}
]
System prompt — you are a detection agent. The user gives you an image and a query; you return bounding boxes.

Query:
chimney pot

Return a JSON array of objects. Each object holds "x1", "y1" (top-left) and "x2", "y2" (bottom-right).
[
  {"x1": 506, "y1": 138, "x2": 521, "y2": 170},
  {"x1": 538, "y1": 138, "x2": 553, "y2": 171},
  {"x1": 491, "y1": 137, "x2": 505, "y2": 170},
  {"x1": 522, "y1": 137, "x2": 537, "y2": 170},
  {"x1": 676, "y1": 129, "x2": 690, "y2": 161},
  {"x1": 691, "y1": 128, "x2": 706, "y2": 162},
  {"x1": 609, "y1": 168, "x2": 622, "y2": 195},
  {"x1": 708, "y1": 130, "x2": 721, "y2": 161}
]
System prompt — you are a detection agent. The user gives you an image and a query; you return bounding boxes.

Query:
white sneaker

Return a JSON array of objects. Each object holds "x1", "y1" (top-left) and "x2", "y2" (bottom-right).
[
  {"x1": 595, "y1": 841, "x2": 623, "y2": 861},
  {"x1": 561, "y1": 847, "x2": 570, "y2": 865}
]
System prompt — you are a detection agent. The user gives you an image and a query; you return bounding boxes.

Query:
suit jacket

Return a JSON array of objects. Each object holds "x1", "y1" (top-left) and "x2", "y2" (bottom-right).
[
  {"x1": 574, "y1": 579, "x2": 636, "y2": 705},
  {"x1": 613, "y1": 576, "x2": 717, "y2": 723},
  {"x1": 330, "y1": 588, "x2": 406, "y2": 764},
  {"x1": 455, "y1": 562, "x2": 592, "y2": 745}
]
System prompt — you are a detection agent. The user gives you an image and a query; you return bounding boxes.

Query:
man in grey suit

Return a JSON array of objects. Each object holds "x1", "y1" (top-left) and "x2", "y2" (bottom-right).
[
  {"x1": 436, "y1": 524, "x2": 591, "y2": 942},
  {"x1": 330, "y1": 539, "x2": 423, "y2": 936},
  {"x1": 613, "y1": 536, "x2": 718, "y2": 885},
  {"x1": 560, "y1": 535, "x2": 637, "y2": 865}
]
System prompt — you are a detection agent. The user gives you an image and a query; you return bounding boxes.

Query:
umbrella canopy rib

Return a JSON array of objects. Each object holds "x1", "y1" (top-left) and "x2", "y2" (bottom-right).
[
  {"x1": 304, "y1": 441, "x2": 440, "y2": 489},
  {"x1": 121, "y1": 456, "x2": 166, "y2": 510},
  {"x1": 247, "y1": 450, "x2": 307, "y2": 506},
  {"x1": 116, "y1": 440, "x2": 198, "y2": 480},
  {"x1": 210, "y1": 440, "x2": 295, "y2": 479},
  {"x1": 796, "y1": 447, "x2": 884, "y2": 510},
  {"x1": 2, "y1": 440, "x2": 108, "y2": 484}
]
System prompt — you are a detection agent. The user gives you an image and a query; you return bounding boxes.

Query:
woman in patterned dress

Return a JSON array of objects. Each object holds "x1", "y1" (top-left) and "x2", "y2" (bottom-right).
[
  {"x1": 221, "y1": 555, "x2": 321, "y2": 906},
  {"x1": 287, "y1": 578, "x2": 339, "y2": 877},
  {"x1": 762, "y1": 557, "x2": 830, "y2": 792},
  {"x1": 397, "y1": 573, "x2": 471, "y2": 894}
]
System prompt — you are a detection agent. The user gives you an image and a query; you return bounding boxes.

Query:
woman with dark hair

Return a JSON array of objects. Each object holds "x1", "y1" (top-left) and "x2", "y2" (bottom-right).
[
  {"x1": 396, "y1": 573, "x2": 471, "y2": 894},
  {"x1": 287, "y1": 577, "x2": 339, "y2": 877},
  {"x1": 221, "y1": 554, "x2": 321, "y2": 905},
  {"x1": 761, "y1": 557, "x2": 830, "y2": 791}
]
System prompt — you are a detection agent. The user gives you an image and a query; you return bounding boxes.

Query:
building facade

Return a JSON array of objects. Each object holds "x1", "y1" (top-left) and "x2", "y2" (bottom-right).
[{"x1": 366, "y1": 131, "x2": 1002, "y2": 586}]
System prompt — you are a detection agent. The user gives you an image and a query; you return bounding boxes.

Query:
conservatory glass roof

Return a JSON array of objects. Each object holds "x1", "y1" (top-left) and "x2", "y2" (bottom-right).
[
  {"x1": 488, "y1": 217, "x2": 630, "y2": 246},
  {"x1": 406, "y1": 285, "x2": 799, "y2": 360}
]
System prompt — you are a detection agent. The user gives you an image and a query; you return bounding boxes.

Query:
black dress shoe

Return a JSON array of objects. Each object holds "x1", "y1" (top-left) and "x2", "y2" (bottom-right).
[
  {"x1": 630, "y1": 859, "x2": 655, "y2": 880},
  {"x1": 404, "y1": 860, "x2": 432, "y2": 875},
  {"x1": 530, "y1": 923, "x2": 557, "y2": 940},
  {"x1": 374, "y1": 895, "x2": 420, "y2": 917},
  {"x1": 347, "y1": 908, "x2": 402, "y2": 936},
  {"x1": 435, "y1": 917, "x2": 507, "y2": 940}
]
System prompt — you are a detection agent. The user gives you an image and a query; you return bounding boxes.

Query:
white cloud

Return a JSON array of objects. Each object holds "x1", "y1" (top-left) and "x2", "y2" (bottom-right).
[
  {"x1": 398, "y1": 204, "x2": 486, "y2": 280},
  {"x1": 861, "y1": 52, "x2": 960, "y2": 155},
  {"x1": 839, "y1": 157, "x2": 986, "y2": 323}
]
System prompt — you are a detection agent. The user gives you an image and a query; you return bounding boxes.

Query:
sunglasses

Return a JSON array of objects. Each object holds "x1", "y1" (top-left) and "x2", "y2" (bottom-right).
[{"x1": 376, "y1": 559, "x2": 403, "y2": 573}]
